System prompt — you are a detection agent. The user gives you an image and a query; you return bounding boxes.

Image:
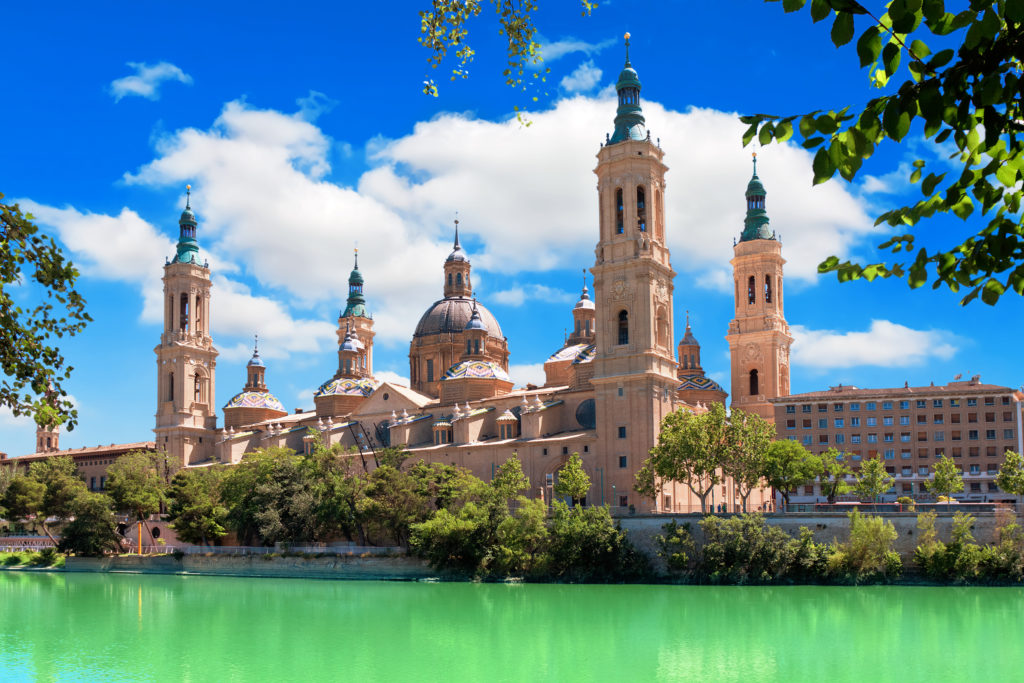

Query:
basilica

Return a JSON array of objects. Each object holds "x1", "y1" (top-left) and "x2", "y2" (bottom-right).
[{"x1": 145, "y1": 41, "x2": 793, "y2": 513}]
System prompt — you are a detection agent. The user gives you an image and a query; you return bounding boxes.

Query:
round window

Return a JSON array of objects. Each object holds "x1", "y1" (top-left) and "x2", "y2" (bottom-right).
[
  {"x1": 575, "y1": 399, "x2": 596, "y2": 430},
  {"x1": 383, "y1": 392, "x2": 390, "y2": 401}
]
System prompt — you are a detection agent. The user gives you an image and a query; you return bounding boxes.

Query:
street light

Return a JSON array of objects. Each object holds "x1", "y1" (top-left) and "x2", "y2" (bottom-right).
[{"x1": 612, "y1": 484, "x2": 617, "y2": 510}]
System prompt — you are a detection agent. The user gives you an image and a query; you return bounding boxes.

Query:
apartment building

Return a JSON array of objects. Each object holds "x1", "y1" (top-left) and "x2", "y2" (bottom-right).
[{"x1": 770, "y1": 377, "x2": 1024, "y2": 503}]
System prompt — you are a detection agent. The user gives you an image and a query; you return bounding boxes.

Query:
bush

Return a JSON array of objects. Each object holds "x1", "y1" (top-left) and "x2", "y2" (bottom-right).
[
  {"x1": 897, "y1": 496, "x2": 915, "y2": 511},
  {"x1": 697, "y1": 514, "x2": 800, "y2": 584},
  {"x1": 546, "y1": 502, "x2": 649, "y2": 582},
  {"x1": 30, "y1": 547, "x2": 60, "y2": 567},
  {"x1": 828, "y1": 509, "x2": 901, "y2": 582},
  {"x1": 656, "y1": 521, "x2": 695, "y2": 574}
]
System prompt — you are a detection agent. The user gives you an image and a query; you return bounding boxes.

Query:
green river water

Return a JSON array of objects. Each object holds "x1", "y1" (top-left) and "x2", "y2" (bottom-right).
[{"x1": 1, "y1": 572, "x2": 1022, "y2": 682}]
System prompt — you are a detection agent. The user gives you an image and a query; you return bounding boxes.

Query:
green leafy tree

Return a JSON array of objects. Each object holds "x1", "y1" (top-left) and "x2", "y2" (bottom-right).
[
  {"x1": 376, "y1": 446, "x2": 411, "y2": 470},
  {"x1": 763, "y1": 439, "x2": 825, "y2": 508},
  {"x1": 166, "y1": 467, "x2": 228, "y2": 546},
  {"x1": 546, "y1": 501, "x2": 647, "y2": 582},
  {"x1": 554, "y1": 452, "x2": 591, "y2": 506},
  {"x1": 492, "y1": 453, "x2": 530, "y2": 505},
  {"x1": 220, "y1": 447, "x2": 312, "y2": 546},
  {"x1": 58, "y1": 492, "x2": 120, "y2": 556},
  {"x1": 417, "y1": 0, "x2": 595, "y2": 97},
  {"x1": 926, "y1": 454, "x2": 965, "y2": 506},
  {"x1": 361, "y1": 465, "x2": 433, "y2": 547},
  {"x1": 746, "y1": 1, "x2": 1024, "y2": 306},
  {"x1": 408, "y1": 460, "x2": 489, "y2": 512},
  {"x1": 0, "y1": 465, "x2": 16, "y2": 518},
  {"x1": 722, "y1": 409, "x2": 776, "y2": 512},
  {"x1": 637, "y1": 404, "x2": 730, "y2": 513},
  {"x1": 830, "y1": 508, "x2": 902, "y2": 582},
  {"x1": 105, "y1": 450, "x2": 166, "y2": 544},
  {"x1": 855, "y1": 457, "x2": 895, "y2": 509},
  {"x1": 0, "y1": 195, "x2": 91, "y2": 429},
  {"x1": 996, "y1": 450, "x2": 1024, "y2": 497},
  {"x1": 29, "y1": 455, "x2": 88, "y2": 544},
  {"x1": 818, "y1": 448, "x2": 854, "y2": 503},
  {"x1": 1, "y1": 475, "x2": 45, "y2": 534}
]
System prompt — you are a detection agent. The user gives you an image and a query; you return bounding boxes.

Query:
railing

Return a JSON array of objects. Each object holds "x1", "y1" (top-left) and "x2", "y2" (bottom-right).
[
  {"x1": 0, "y1": 536, "x2": 55, "y2": 552},
  {"x1": 174, "y1": 545, "x2": 402, "y2": 556}
]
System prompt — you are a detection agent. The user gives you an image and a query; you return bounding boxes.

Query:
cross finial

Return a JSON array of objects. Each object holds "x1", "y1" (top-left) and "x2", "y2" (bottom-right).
[
  {"x1": 686, "y1": 310, "x2": 690, "y2": 328},
  {"x1": 454, "y1": 212, "x2": 461, "y2": 248},
  {"x1": 752, "y1": 151, "x2": 758, "y2": 177},
  {"x1": 253, "y1": 333, "x2": 259, "y2": 353},
  {"x1": 185, "y1": 184, "x2": 192, "y2": 209},
  {"x1": 353, "y1": 245, "x2": 359, "y2": 269},
  {"x1": 624, "y1": 32, "x2": 631, "y2": 62}
]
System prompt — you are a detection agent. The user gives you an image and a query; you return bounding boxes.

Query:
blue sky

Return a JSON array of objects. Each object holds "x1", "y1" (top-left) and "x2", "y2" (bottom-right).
[{"x1": 2, "y1": 1, "x2": 1020, "y2": 455}]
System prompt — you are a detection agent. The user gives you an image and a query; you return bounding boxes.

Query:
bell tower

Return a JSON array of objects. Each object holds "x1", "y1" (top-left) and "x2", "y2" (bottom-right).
[
  {"x1": 726, "y1": 155, "x2": 792, "y2": 422},
  {"x1": 339, "y1": 248, "x2": 375, "y2": 378},
  {"x1": 154, "y1": 186, "x2": 219, "y2": 466},
  {"x1": 591, "y1": 35, "x2": 678, "y2": 511}
]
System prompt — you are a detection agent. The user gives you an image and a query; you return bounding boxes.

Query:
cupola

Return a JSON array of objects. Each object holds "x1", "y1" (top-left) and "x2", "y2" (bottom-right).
[
  {"x1": 173, "y1": 185, "x2": 201, "y2": 265},
  {"x1": 739, "y1": 153, "x2": 774, "y2": 242},
  {"x1": 608, "y1": 33, "x2": 647, "y2": 144},
  {"x1": 443, "y1": 217, "x2": 473, "y2": 298}
]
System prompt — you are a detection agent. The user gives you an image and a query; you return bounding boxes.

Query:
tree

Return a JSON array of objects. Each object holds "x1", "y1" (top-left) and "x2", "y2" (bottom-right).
[
  {"x1": 722, "y1": 409, "x2": 776, "y2": 512},
  {"x1": 105, "y1": 451, "x2": 166, "y2": 545},
  {"x1": 0, "y1": 465, "x2": 16, "y2": 518},
  {"x1": 361, "y1": 465, "x2": 433, "y2": 547},
  {"x1": 996, "y1": 450, "x2": 1024, "y2": 497},
  {"x1": 818, "y1": 448, "x2": 854, "y2": 503},
  {"x1": 0, "y1": 195, "x2": 91, "y2": 429},
  {"x1": 554, "y1": 452, "x2": 591, "y2": 506},
  {"x1": 1, "y1": 475, "x2": 45, "y2": 533},
  {"x1": 58, "y1": 492, "x2": 120, "y2": 556},
  {"x1": 492, "y1": 453, "x2": 530, "y2": 505},
  {"x1": 417, "y1": 0, "x2": 595, "y2": 97},
  {"x1": 855, "y1": 457, "x2": 895, "y2": 509},
  {"x1": 763, "y1": 439, "x2": 825, "y2": 509},
  {"x1": 926, "y1": 454, "x2": 965, "y2": 506},
  {"x1": 29, "y1": 455, "x2": 88, "y2": 544},
  {"x1": 376, "y1": 446, "x2": 412, "y2": 470},
  {"x1": 637, "y1": 404, "x2": 730, "y2": 513},
  {"x1": 166, "y1": 467, "x2": 228, "y2": 546},
  {"x1": 745, "y1": 1, "x2": 1024, "y2": 306}
]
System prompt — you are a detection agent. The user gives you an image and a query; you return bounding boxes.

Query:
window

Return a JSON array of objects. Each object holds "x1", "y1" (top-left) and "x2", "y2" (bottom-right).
[
  {"x1": 917, "y1": 415, "x2": 927, "y2": 424},
  {"x1": 882, "y1": 401, "x2": 893, "y2": 410},
  {"x1": 850, "y1": 403, "x2": 861, "y2": 411},
  {"x1": 100, "y1": 476, "x2": 106, "y2": 490},
  {"x1": 786, "y1": 405, "x2": 796, "y2": 414},
  {"x1": 764, "y1": 275, "x2": 772, "y2": 303},
  {"x1": 900, "y1": 400, "x2": 910, "y2": 409},
  {"x1": 426, "y1": 359, "x2": 434, "y2": 383},
  {"x1": 617, "y1": 310, "x2": 629, "y2": 345},
  {"x1": 967, "y1": 398, "x2": 977, "y2": 407},
  {"x1": 933, "y1": 414, "x2": 944, "y2": 424},
  {"x1": 988, "y1": 464, "x2": 999, "y2": 475},
  {"x1": 884, "y1": 433, "x2": 894, "y2": 442},
  {"x1": 934, "y1": 431, "x2": 944, "y2": 441},
  {"x1": 970, "y1": 464, "x2": 980, "y2": 475},
  {"x1": 985, "y1": 412, "x2": 996, "y2": 422},
  {"x1": 802, "y1": 419, "x2": 812, "y2": 429},
  {"x1": 884, "y1": 449, "x2": 895, "y2": 459},
  {"x1": 834, "y1": 403, "x2": 844, "y2": 412},
  {"x1": 1006, "y1": 429, "x2": 1016, "y2": 439},
  {"x1": 167, "y1": 372, "x2": 174, "y2": 401},
  {"x1": 749, "y1": 369, "x2": 759, "y2": 396},
  {"x1": 619, "y1": 456, "x2": 628, "y2": 468},
  {"x1": 867, "y1": 433, "x2": 878, "y2": 443},
  {"x1": 818, "y1": 419, "x2": 828, "y2": 429},
  {"x1": 615, "y1": 188, "x2": 624, "y2": 233},
  {"x1": 950, "y1": 399, "x2": 960, "y2": 407},
  {"x1": 935, "y1": 448, "x2": 945, "y2": 457},
  {"x1": 933, "y1": 399, "x2": 943, "y2": 408},
  {"x1": 786, "y1": 419, "x2": 796, "y2": 430},
  {"x1": 968, "y1": 413, "x2": 978, "y2": 423},
  {"x1": 819, "y1": 435, "x2": 829, "y2": 444},
  {"x1": 818, "y1": 404, "x2": 828, "y2": 413},
  {"x1": 986, "y1": 430, "x2": 996, "y2": 440},
  {"x1": 618, "y1": 426, "x2": 627, "y2": 439},
  {"x1": 1004, "y1": 396, "x2": 1012, "y2": 405},
  {"x1": 919, "y1": 466, "x2": 930, "y2": 476},
  {"x1": 918, "y1": 431, "x2": 927, "y2": 441},
  {"x1": 834, "y1": 418, "x2": 844, "y2": 428},
  {"x1": 952, "y1": 430, "x2": 962, "y2": 441},
  {"x1": 901, "y1": 451, "x2": 912, "y2": 460},
  {"x1": 836, "y1": 434, "x2": 845, "y2": 444},
  {"x1": 617, "y1": 387, "x2": 624, "y2": 397},
  {"x1": 900, "y1": 416, "x2": 910, "y2": 426},
  {"x1": 543, "y1": 448, "x2": 549, "y2": 456},
  {"x1": 884, "y1": 416, "x2": 894, "y2": 426},
  {"x1": 562, "y1": 446, "x2": 569, "y2": 455},
  {"x1": 952, "y1": 447, "x2": 962, "y2": 458},
  {"x1": 851, "y1": 417, "x2": 861, "y2": 427},
  {"x1": 636, "y1": 186, "x2": 646, "y2": 231},
  {"x1": 619, "y1": 495, "x2": 629, "y2": 507},
  {"x1": 851, "y1": 434, "x2": 861, "y2": 444},
  {"x1": 802, "y1": 435, "x2": 812, "y2": 445},
  {"x1": 748, "y1": 275, "x2": 756, "y2": 304},
  {"x1": 969, "y1": 447, "x2": 979, "y2": 457},
  {"x1": 916, "y1": 400, "x2": 926, "y2": 409},
  {"x1": 866, "y1": 417, "x2": 877, "y2": 426},
  {"x1": 985, "y1": 396, "x2": 995, "y2": 406},
  {"x1": 802, "y1": 405, "x2": 812, "y2": 413},
  {"x1": 1005, "y1": 412, "x2": 1014, "y2": 422}
]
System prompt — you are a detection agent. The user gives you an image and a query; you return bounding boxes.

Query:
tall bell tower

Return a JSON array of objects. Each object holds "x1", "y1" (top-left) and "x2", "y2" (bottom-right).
[
  {"x1": 154, "y1": 186, "x2": 219, "y2": 466},
  {"x1": 591, "y1": 35, "x2": 678, "y2": 511},
  {"x1": 726, "y1": 155, "x2": 792, "y2": 422}
]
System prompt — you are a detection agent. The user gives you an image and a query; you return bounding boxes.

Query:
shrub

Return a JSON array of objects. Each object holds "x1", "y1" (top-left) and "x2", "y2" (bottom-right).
[
  {"x1": 897, "y1": 496, "x2": 915, "y2": 511},
  {"x1": 697, "y1": 514, "x2": 799, "y2": 584},
  {"x1": 656, "y1": 521, "x2": 695, "y2": 574},
  {"x1": 546, "y1": 502, "x2": 649, "y2": 582},
  {"x1": 30, "y1": 547, "x2": 59, "y2": 567},
  {"x1": 828, "y1": 509, "x2": 901, "y2": 582}
]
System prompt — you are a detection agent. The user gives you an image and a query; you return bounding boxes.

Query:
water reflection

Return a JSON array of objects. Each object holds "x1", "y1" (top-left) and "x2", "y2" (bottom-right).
[{"x1": 1, "y1": 574, "x2": 1022, "y2": 682}]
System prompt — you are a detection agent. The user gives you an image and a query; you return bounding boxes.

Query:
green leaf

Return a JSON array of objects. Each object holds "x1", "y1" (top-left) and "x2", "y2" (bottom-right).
[
  {"x1": 812, "y1": 148, "x2": 836, "y2": 184},
  {"x1": 921, "y1": 172, "x2": 945, "y2": 195},
  {"x1": 922, "y1": 0, "x2": 944, "y2": 23},
  {"x1": 775, "y1": 120, "x2": 794, "y2": 142},
  {"x1": 758, "y1": 123, "x2": 776, "y2": 146},
  {"x1": 981, "y1": 278, "x2": 1004, "y2": 305},
  {"x1": 910, "y1": 168, "x2": 922, "y2": 183},
  {"x1": 742, "y1": 122, "x2": 759, "y2": 146},
  {"x1": 801, "y1": 136, "x2": 826, "y2": 149},
  {"x1": 782, "y1": 0, "x2": 806, "y2": 11},
  {"x1": 927, "y1": 49, "x2": 955, "y2": 70},
  {"x1": 882, "y1": 42, "x2": 901, "y2": 76},
  {"x1": 1008, "y1": 0, "x2": 1024, "y2": 23},
  {"x1": 996, "y1": 164, "x2": 1017, "y2": 188},
  {"x1": 814, "y1": 114, "x2": 838, "y2": 134},
  {"x1": 831, "y1": 12, "x2": 855, "y2": 47},
  {"x1": 810, "y1": 0, "x2": 831, "y2": 22},
  {"x1": 951, "y1": 196, "x2": 974, "y2": 220},
  {"x1": 857, "y1": 26, "x2": 882, "y2": 67},
  {"x1": 909, "y1": 39, "x2": 931, "y2": 59}
]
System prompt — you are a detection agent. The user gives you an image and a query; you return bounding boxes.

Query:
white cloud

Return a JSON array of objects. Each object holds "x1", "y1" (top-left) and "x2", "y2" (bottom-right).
[
  {"x1": 295, "y1": 90, "x2": 338, "y2": 121},
  {"x1": 493, "y1": 284, "x2": 576, "y2": 307},
  {"x1": 560, "y1": 60, "x2": 603, "y2": 93},
  {"x1": 537, "y1": 37, "x2": 616, "y2": 63},
  {"x1": 508, "y1": 363, "x2": 546, "y2": 387},
  {"x1": 375, "y1": 370, "x2": 411, "y2": 387},
  {"x1": 791, "y1": 319, "x2": 958, "y2": 370},
  {"x1": 109, "y1": 61, "x2": 193, "y2": 101}
]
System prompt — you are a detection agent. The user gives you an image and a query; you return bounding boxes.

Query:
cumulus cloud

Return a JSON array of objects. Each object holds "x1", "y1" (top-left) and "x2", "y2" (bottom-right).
[
  {"x1": 375, "y1": 370, "x2": 411, "y2": 387},
  {"x1": 508, "y1": 363, "x2": 546, "y2": 387},
  {"x1": 560, "y1": 60, "x2": 603, "y2": 93},
  {"x1": 791, "y1": 319, "x2": 958, "y2": 370},
  {"x1": 109, "y1": 61, "x2": 193, "y2": 101},
  {"x1": 493, "y1": 284, "x2": 576, "y2": 307},
  {"x1": 537, "y1": 36, "x2": 616, "y2": 63}
]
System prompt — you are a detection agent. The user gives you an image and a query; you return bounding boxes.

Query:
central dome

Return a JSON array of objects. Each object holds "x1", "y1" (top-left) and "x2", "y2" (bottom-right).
[{"x1": 414, "y1": 297, "x2": 504, "y2": 339}]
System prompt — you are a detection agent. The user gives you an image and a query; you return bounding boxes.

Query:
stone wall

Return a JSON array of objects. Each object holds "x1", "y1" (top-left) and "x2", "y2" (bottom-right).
[{"x1": 66, "y1": 553, "x2": 437, "y2": 581}]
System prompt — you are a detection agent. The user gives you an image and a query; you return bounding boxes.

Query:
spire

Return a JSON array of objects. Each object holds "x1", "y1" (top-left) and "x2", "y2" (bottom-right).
[
  {"x1": 608, "y1": 32, "x2": 647, "y2": 144},
  {"x1": 173, "y1": 184, "x2": 201, "y2": 264},
  {"x1": 447, "y1": 214, "x2": 468, "y2": 263},
  {"x1": 342, "y1": 247, "x2": 368, "y2": 318},
  {"x1": 248, "y1": 334, "x2": 264, "y2": 367},
  {"x1": 575, "y1": 268, "x2": 594, "y2": 310},
  {"x1": 454, "y1": 214, "x2": 461, "y2": 249},
  {"x1": 739, "y1": 153, "x2": 773, "y2": 242},
  {"x1": 682, "y1": 311, "x2": 698, "y2": 344}
]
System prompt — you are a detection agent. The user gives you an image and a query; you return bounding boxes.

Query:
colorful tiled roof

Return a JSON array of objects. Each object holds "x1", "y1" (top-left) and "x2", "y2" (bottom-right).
[
  {"x1": 677, "y1": 374, "x2": 726, "y2": 394},
  {"x1": 547, "y1": 342, "x2": 590, "y2": 363},
  {"x1": 314, "y1": 377, "x2": 377, "y2": 398},
  {"x1": 224, "y1": 391, "x2": 286, "y2": 412},
  {"x1": 442, "y1": 360, "x2": 510, "y2": 382},
  {"x1": 571, "y1": 344, "x2": 597, "y2": 365}
]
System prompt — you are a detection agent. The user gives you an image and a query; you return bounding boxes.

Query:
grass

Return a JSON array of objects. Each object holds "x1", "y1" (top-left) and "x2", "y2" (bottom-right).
[{"x1": 0, "y1": 549, "x2": 65, "y2": 568}]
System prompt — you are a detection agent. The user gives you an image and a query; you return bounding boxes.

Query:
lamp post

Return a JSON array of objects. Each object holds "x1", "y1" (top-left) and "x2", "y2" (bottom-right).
[
  {"x1": 612, "y1": 484, "x2": 617, "y2": 511},
  {"x1": 1014, "y1": 389, "x2": 1023, "y2": 458},
  {"x1": 596, "y1": 467, "x2": 604, "y2": 506}
]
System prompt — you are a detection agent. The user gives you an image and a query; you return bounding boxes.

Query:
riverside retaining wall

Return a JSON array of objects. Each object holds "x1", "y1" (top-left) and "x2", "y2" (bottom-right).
[{"x1": 66, "y1": 554, "x2": 437, "y2": 581}]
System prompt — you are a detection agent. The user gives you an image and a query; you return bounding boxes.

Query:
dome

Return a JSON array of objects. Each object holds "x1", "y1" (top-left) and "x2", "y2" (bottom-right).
[
  {"x1": 224, "y1": 390, "x2": 285, "y2": 412},
  {"x1": 575, "y1": 297, "x2": 595, "y2": 311},
  {"x1": 442, "y1": 359, "x2": 510, "y2": 382},
  {"x1": 547, "y1": 343, "x2": 591, "y2": 363},
  {"x1": 446, "y1": 245, "x2": 469, "y2": 263},
  {"x1": 340, "y1": 328, "x2": 360, "y2": 353},
  {"x1": 247, "y1": 353, "x2": 265, "y2": 367},
  {"x1": 571, "y1": 344, "x2": 597, "y2": 365},
  {"x1": 414, "y1": 298, "x2": 504, "y2": 339},
  {"x1": 314, "y1": 377, "x2": 377, "y2": 398},
  {"x1": 677, "y1": 374, "x2": 726, "y2": 394},
  {"x1": 179, "y1": 207, "x2": 196, "y2": 225},
  {"x1": 465, "y1": 303, "x2": 487, "y2": 331},
  {"x1": 616, "y1": 64, "x2": 641, "y2": 91},
  {"x1": 349, "y1": 266, "x2": 364, "y2": 285}
]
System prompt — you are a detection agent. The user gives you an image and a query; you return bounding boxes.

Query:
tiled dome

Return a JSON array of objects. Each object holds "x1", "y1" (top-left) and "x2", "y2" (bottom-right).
[
  {"x1": 547, "y1": 343, "x2": 591, "y2": 363},
  {"x1": 224, "y1": 391, "x2": 286, "y2": 412},
  {"x1": 442, "y1": 359, "x2": 510, "y2": 382},
  {"x1": 314, "y1": 377, "x2": 377, "y2": 398},
  {"x1": 571, "y1": 344, "x2": 597, "y2": 365},
  {"x1": 677, "y1": 374, "x2": 725, "y2": 393},
  {"x1": 414, "y1": 298, "x2": 503, "y2": 339}
]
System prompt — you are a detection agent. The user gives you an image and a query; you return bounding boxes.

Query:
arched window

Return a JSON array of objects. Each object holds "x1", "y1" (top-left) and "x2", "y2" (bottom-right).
[
  {"x1": 682, "y1": 355, "x2": 688, "y2": 369},
  {"x1": 690, "y1": 353, "x2": 697, "y2": 369},
  {"x1": 575, "y1": 319, "x2": 581, "y2": 333},
  {"x1": 466, "y1": 340, "x2": 472, "y2": 356},
  {"x1": 473, "y1": 339, "x2": 480, "y2": 354},
  {"x1": 655, "y1": 190, "x2": 663, "y2": 241},
  {"x1": 765, "y1": 275, "x2": 772, "y2": 304},
  {"x1": 179, "y1": 293, "x2": 190, "y2": 332},
  {"x1": 448, "y1": 273, "x2": 452, "y2": 286},
  {"x1": 168, "y1": 373, "x2": 174, "y2": 401},
  {"x1": 456, "y1": 273, "x2": 462, "y2": 286},
  {"x1": 195, "y1": 294, "x2": 203, "y2": 333},
  {"x1": 748, "y1": 276, "x2": 756, "y2": 304},
  {"x1": 615, "y1": 188, "x2": 624, "y2": 234},
  {"x1": 749, "y1": 369, "x2": 759, "y2": 396},
  {"x1": 655, "y1": 306, "x2": 668, "y2": 348},
  {"x1": 636, "y1": 186, "x2": 646, "y2": 232},
  {"x1": 194, "y1": 375, "x2": 202, "y2": 402},
  {"x1": 585, "y1": 320, "x2": 591, "y2": 336},
  {"x1": 46, "y1": 437, "x2": 51, "y2": 449},
  {"x1": 618, "y1": 310, "x2": 629, "y2": 345}
]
